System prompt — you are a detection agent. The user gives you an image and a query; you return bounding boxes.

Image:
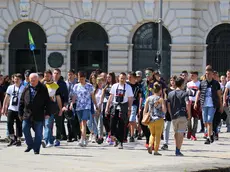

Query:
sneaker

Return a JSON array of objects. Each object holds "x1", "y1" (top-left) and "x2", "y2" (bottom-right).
[
  {"x1": 109, "y1": 140, "x2": 114, "y2": 145},
  {"x1": 129, "y1": 136, "x2": 135, "y2": 142},
  {"x1": 137, "y1": 135, "x2": 142, "y2": 140},
  {"x1": 161, "y1": 144, "x2": 168, "y2": 150},
  {"x1": 92, "y1": 135, "x2": 96, "y2": 143},
  {"x1": 210, "y1": 134, "x2": 214, "y2": 143},
  {"x1": 46, "y1": 143, "x2": 53, "y2": 148},
  {"x1": 204, "y1": 138, "x2": 211, "y2": 144},
  {"x1": 154, "y1": 152, "x2": 162, "y2": 156},
  {"x1": 106, "y1": 137, "x2": 111, "y2": 143},
  {"x1": 187, "y1": 132, "x2": 192, "y2": 139},
  {"x1": 114, "y1": 139, "x2": 119, "y2": 147},
  {"x1": 16, "y1": 140, "x2": 22, "y2": 147},
  {"x1": 147, "y1": 147, "x2": 152, "y2": 154},
  {"x1": 83, "y1": 140, "x2": 87, "y2": 147},
  {"x1": 41, "y1": 140, "x2": 46, "y2": 148},
  {"x1": 88, "y1": 134, "x2": 92, "y2": 142},
  {"x1": 54, "y1": 140, "x2": 60, "y2": 147},
  {"x1": 191, "y1": 135, "x2": 197, "y2": 141},
  {"x1": 78, "y1": 139, "x2": 84, "y2": 147},
  {"x1": 67, "y1": 139, "x2": 73, "y2": 142},
  {"x1": 176, "y1": 152, "x2": 184, "y2": 156},
  {"x1": 118, "y1": 143, "x2": 123, "y2": 149},
  {"x1": 7, "y1": 139, "x2": 16, "y2": 147}
]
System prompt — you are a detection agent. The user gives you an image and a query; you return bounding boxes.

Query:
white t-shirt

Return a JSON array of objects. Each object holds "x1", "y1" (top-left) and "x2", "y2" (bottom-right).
[
  {"x1": 94, "y1": 88, "x2": 103, "y2": 112},
  {"x1": 204, "y1": 87, "x2": 213, "y2": 107},
  {"x1": 110, "y1": 83, "x2": 134, "y2": 103},
  {"x1": 187, "y1": 81, "x2": 200, "y2": 102},
  {"x1": 6, "y1": 84, "x2": 25, "y2": 111}
]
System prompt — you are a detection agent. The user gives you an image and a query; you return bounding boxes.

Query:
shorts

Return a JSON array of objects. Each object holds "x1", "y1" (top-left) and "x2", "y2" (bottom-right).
[
  {"x1": 172, "y1": 117, "x2": 187, "y2": 133},
  {"x1": 129, "y1": 105, "x2": 137, "y2": 122},
  {"x1": 76, "y1": 109, "x2": 91, "y2": 122},
  {"x1": 202, "y1": 107, "x2": 216, "y2": 123}
]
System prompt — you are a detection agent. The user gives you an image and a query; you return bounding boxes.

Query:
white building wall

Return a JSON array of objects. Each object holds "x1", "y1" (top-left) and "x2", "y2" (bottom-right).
[{"x1": 0, "y1": 0, "x2": 229, "y2": 76}]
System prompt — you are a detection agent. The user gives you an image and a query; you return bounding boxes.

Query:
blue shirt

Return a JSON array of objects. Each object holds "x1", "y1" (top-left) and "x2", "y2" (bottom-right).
[{"x1": 73, "y1": 83, "x2": 94, "y2": 111}]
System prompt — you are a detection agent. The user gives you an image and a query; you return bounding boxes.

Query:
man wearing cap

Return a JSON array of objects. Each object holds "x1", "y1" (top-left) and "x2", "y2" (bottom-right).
[
  {"x1": 23, "y1": 70, "x2": 32, "y2": 86},
  {"x1": 136, "y1": 71, "x2": 143, "y2": 84}
]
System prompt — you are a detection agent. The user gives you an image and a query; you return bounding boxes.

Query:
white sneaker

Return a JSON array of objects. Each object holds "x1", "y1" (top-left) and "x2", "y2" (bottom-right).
[
  {"x1": 78, "y1": 139, "x2": 84, "y2": 147},
  {"x1": 46, "y1": 144, "x2": 53, "y2": 148},
  {"x1": 92, "y1": 135, "x2": 96, "y2": 143},
  {"x1": 88, "y1": 134, "x2": 92, "y2": 142},
  {"x1": 83, "y1": 140, "x2": 87, "y2": 147}
]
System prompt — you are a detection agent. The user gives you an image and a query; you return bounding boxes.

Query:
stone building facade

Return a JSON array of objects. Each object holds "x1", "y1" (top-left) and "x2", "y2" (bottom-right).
[{"x1": 0, "y1": 0, "x2": 230, "y2": 78}]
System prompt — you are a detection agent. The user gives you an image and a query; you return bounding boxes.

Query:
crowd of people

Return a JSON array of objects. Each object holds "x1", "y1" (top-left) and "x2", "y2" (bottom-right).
[{"x1": 0, "y1": 65, "x2": 229, "y2": 156}]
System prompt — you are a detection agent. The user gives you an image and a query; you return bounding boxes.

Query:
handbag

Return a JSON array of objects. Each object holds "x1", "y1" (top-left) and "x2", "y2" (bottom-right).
[{"x1": 142, "y1": 111, "x2": 151, "y2": 126}]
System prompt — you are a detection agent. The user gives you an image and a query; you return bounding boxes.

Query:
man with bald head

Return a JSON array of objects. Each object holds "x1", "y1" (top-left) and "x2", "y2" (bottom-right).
[{"x1": 19, "y1": 73, "x2": 50, "y2": 154}]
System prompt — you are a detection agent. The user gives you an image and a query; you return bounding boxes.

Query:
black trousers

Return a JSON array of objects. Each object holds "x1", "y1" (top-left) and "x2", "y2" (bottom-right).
[
  {"x1": 68, "y1": 111, "x2": 81, "y2": 140},
  {"x1": 54, "y1": 115, "x2": 63, "y2": 140},
  {"x1": 7, "y1": 110, "x2": 22, "y2": 138},
  {"x1": 102, "y1": 103, "x2": 111, "y2": 133},
  {"x1": 213, "y1": 109, "x2": 221, "y2": 134},
  {"x1": 139, "y1": 107, "x2": 150, "y2": 144},
  {"x1": 110, "y1": 109, "x2": 125, "y2": 143}
]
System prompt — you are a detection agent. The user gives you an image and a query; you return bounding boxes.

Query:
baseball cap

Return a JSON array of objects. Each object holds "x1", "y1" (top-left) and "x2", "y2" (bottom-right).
[{"x1": 136, "y1": 71, "x2": 142, "y2": 77}]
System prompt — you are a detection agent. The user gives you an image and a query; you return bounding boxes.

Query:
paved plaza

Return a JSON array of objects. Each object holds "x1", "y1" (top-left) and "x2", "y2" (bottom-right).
[{"x1": 0, "y1": 121, "x2": 230, "y2": 172}]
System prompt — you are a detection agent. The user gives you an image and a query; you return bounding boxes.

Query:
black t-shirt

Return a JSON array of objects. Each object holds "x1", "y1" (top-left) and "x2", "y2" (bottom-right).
[
  {"x1": 127, "y1": 82, "x2": 141, "y2": 106},
  {"x1": 168, "y1": 90, "x2": 189, "y2": 120}
]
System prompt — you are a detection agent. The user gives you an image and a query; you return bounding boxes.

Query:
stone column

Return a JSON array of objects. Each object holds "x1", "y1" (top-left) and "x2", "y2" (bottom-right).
[
  {"x1": 0, "y1": 42, "x2": 9, "y2": 75},
  {"x1": 170, "y1": 44, "x2": 207, "y2": 76},
  {"x1": 128, "y1": 44, "x2": 133, "y2": 71},
  {"x1": 45, "y1": 43, "x2": 71, "y2": 79},
  {"x1": 107, "y1": 44, "x2": 130, "y2": 74}
]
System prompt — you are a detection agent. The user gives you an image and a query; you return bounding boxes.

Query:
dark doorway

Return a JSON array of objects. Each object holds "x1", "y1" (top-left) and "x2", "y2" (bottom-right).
[
  {"x1": 70, "y1": 22, "x2": 108, "y2": 77},
  {"x1": 132, "y1": 22, "x2": 171, "y2": 79},
  {"x1": 206, "y1": 24, "x2": 230, "y2": 75},
  {"x1": 9, "y1": 22, "x2": 46, "y2": 75}
]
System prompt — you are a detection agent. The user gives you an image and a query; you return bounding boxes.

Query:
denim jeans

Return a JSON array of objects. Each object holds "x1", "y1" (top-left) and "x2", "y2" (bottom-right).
[
  {"x1": 163, "y1": 120, "x2": 171, "y2": 145},
  {"x1": 94, "y1": 113, "x2": 103, "y2": 137},
  {"x1": 22, "y1": 119, "x2": 43, "y2": 153},
  {"x1": 87, "y1": 112, "x2": 98, "y2": 135},
  {"x1": 43, "y1": 114, "x2": 54, "y2": 144},
  {"x1": 202, "y1": 107, "x2": 216, "y2": 123}
]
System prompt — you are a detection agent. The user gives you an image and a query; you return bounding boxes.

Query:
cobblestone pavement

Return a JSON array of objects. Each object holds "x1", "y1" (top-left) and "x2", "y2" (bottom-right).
[{"x1": 0, "y1": 122, "x2": 230, "y2": 172}]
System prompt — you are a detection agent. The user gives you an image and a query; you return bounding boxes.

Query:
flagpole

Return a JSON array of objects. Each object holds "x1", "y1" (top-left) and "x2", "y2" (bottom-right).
[{"x1": 32, "y1": 50, "x2": 38, "y2": 72}]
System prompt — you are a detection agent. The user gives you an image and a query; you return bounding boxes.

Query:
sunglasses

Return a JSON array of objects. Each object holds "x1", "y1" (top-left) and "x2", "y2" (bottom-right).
[{"x1": 145, "y1": 73, "x2": 152, "y2": 76}]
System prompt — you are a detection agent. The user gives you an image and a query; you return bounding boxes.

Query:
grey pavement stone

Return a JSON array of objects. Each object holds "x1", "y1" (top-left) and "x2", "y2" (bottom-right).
[{"x1": 0, "y1": 123, "x2": 230, "y2": 172}]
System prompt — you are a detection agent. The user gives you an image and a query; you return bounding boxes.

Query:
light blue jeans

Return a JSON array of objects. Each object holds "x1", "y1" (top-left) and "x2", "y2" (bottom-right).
[
  {"x1": 87, "y1": 113, "x2": 98, "y2": 135},
  {"x1": 163, "y1": 120, "x2": 171, "y2": 145},
  {"x1": 94, "y1": 113, "x2": 103, "y2": 137},
  {"x1": 43, "y1": 114, "x2": 54, "y2": 144},
  {"x1": 202, "y1": 107, "x2": 216, "y2": 123}
]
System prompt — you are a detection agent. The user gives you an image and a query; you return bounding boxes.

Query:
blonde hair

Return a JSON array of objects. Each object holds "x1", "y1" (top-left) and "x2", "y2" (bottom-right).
[{"x1": 153, "y1": 82, "x2": 161, "y2": 93}]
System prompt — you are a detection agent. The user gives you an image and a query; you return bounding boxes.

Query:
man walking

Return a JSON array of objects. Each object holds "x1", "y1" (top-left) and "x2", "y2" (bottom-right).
[
  {"x1": 167, "y1": 77, "x2": 191, "y2": 156},
  {"x1": 195, "y1": 68, "x2": 223, "y2": 144},
  {"x1": 19, "y1": 73, "x2": 50, "y2": 154},
  {"x1": 105, "y1": 72, "x2": 133, "y2": 149}
]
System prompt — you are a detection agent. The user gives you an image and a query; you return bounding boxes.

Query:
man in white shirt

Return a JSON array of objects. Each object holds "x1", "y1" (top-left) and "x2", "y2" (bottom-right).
[
  {"x1": 186, "y1": 71, "x2": 201, "y2": 141},
  {"x1": 1, "y1": 74, "x2": 25, "y2": 146},
  {"x1": 105, "y1": 72, "x2": 134, "y2": 149}
]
